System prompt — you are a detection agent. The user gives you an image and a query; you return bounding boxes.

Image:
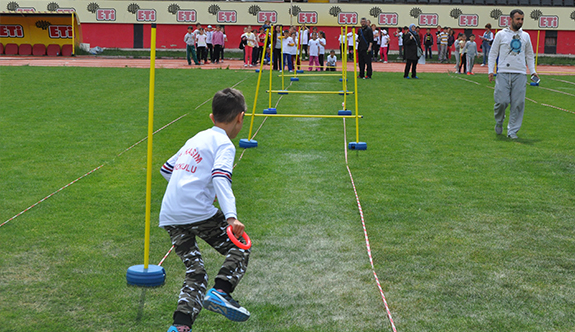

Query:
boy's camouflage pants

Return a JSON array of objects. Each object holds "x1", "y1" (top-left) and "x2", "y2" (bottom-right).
[{"x1": 163, "y1": 210, "x2": 250, "y2": 325}]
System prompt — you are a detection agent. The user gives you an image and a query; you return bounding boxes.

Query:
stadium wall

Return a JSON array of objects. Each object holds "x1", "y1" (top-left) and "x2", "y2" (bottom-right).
[{"x1": 3, "y1": 1, "x2": 574, "y2": 54}]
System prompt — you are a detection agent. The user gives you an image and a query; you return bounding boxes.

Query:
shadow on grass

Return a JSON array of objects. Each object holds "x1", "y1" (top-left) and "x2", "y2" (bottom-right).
[
  {"x1": 135, "y1": 288, "x2": 147, "y2": 323},
  {"x1": 495, "y1": 135, "x2": 542, "y2": 145}
]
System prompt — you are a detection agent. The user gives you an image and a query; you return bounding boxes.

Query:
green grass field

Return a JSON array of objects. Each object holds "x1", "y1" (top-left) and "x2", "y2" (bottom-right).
[{"x1": 0, "y1": 66, "x2": 574, "y2": 332}]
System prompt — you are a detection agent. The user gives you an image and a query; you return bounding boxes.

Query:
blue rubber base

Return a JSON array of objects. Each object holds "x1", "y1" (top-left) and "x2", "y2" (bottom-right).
[
  {"x1": 255, "y1": 69, "x2": 260, "y2": 73},
  {"x1": 263, "y1": 108, "x2": 277, "y2": 114},
  {"x1": 338, "y1": 90, "x2": 349, "y2": 95},
  {"x1": 339, "y1": 78, "x2": 348, "y2": 82},
  {"x1": 348, "y1": 142, "x2": 367, "y2": 150},
  {"x1": 530, "y1": 82, "x2": 539, "y2": 86},
  {"x1": 296, "y1": 70, "x2": 304, "y2": 74},
  {"x1": 338, "y1": 110, "x2": 352, "y2": 116},
  {"x1": 278, "y1": 90, "x2": 289, "y2": 95},
  {"x1": 290, "y1": 77, "x2": 299, "y2": 81},
  {"x1": 126, "y1": 264, "x2": 165, "y2": 287},
  {"x1": 239, "y1": 139, "x2": 258, "y2": 148}
]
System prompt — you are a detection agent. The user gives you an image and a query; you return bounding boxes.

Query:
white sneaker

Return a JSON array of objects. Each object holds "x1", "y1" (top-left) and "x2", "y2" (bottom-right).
[
  {"x1": 383, "y1": 61, "x2": 387, "y2": 63},
  {"x1": 481, "y1": 64, "x2": 485, "y2": 66}
]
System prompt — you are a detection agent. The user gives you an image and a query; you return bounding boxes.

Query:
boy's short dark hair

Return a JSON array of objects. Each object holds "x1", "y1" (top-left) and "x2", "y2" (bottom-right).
[{"x1": 212, "y1": 88, "x2": 247, "y2": 124}]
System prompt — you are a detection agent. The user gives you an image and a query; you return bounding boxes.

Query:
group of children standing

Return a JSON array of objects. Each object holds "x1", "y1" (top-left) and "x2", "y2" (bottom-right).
[
  {"x1": 184, "y1": 24, "x2": 227, "y2": 66},
  {"x1": 271, "y1": 26, "x2": 336, "y2": 72},
  {"x1": 240, "y1": 26, "x2": 269, "y2": 67},
  {"x1": 454, "y1": 33, "x2": 479, "y2": 75}
]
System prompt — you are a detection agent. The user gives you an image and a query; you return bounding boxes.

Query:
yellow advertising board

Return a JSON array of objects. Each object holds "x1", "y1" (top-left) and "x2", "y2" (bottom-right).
[
  {"x1": 0, "y1": 12, "x2": 82, "y2": 47},
  {"x1": 1, "y1": 1, "x2": 573, "y2": 30}
]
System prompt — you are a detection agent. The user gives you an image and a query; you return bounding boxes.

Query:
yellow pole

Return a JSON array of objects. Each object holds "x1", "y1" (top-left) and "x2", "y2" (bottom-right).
[
  {"x1": 71, "y1": 12, "x2": 75, "y2": 55},
  {"x1": 535, "y1": 29, "x2": 540, "y2": 72},
  {"x1": 247, "y1": 28, "x2": 270, "y2": 140},
  {"x1": 143, "y1": 23, "x2": 157, "y2": 270},
  {"x1": 269, "y1": 27, "x2": 274, "y2": 109},
  {"x1": 352, "y1": 27, "x2": 360, "y2": 144},
  {"x1": 343, "y1": 25, "x2": 348, "y2": 110},
  {"x1": 282, "y1": 36, "x2": 286, "y2": 90},
  {"x1": 295, "y1": 26, "x2": 301, "y2": 76}
]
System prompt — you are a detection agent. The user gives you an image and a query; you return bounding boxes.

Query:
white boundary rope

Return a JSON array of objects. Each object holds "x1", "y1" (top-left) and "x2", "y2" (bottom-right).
[
  {"x1": 550, "y1": 78, "x2": 575, "y2": 86},
  {"x1": 448, "y1": 73, "x2": 573, "y2": 112},
  {"x1": 157, "y1": 80, "x2": 398, "y2": 330},
  {"x1": 343, "y1": 119, "x2": 398, "y2": 332}
]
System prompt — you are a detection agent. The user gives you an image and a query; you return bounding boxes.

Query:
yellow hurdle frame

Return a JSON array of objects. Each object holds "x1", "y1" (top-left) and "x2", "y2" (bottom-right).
[{"x1": 245, "y1": 25, "x2": 363, "y2": 146}]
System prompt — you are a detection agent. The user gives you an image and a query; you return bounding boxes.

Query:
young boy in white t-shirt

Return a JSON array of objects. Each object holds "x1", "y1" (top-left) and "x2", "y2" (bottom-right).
[
  {"x1": 282, "y1": 30, "x2": 295, "y2": 72},
  {"x1": 326, "y1": 50, "x2": 337, "y2": 71},
  {"x1": 161, "y1": 88, "x2": 250, "y2": 332}
]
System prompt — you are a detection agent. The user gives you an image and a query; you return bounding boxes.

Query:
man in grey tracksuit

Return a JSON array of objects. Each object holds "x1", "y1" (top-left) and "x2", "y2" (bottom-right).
[{"x1": 488, "y1": 9, "x2": 538, "y2": 139}]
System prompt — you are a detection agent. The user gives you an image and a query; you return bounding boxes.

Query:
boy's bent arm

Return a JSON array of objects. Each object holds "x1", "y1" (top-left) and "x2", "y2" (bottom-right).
[{"x1": 213, "y1": 176, "x2": 237, "y2": 220}]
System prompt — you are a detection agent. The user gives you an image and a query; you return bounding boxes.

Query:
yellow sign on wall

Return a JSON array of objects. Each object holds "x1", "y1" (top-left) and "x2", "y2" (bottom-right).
[{"x1": 0, "y1": 12, "x2": 82, "y2": 46}]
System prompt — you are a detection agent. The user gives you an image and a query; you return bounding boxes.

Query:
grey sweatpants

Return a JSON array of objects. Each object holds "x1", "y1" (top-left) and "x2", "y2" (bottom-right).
[
  {"x1": 466, "y1": 55, "x2": 475, "y2": 73},
  {"x1": 494, "y1": 72, "x2": 527, "y2": 136}
]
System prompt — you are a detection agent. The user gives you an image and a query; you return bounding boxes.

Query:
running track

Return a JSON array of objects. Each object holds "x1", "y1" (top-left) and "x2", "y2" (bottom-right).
[{"x1": 1, "y1": 55, "x2": 574, "y2": 75}]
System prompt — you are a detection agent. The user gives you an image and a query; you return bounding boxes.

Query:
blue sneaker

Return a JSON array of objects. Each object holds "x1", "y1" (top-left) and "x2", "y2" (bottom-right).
[
  {"x1": 203, "y1": 288, "x2": 250, "y2": 322},
  {"x1": 167, "y1": 325, "x2": 190, "y2": 332}
]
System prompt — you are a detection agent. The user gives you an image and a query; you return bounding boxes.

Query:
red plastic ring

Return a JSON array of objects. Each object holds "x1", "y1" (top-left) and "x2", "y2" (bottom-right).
[{"x1": 226, "y1": 225, "x2": 252, "y2": 250}]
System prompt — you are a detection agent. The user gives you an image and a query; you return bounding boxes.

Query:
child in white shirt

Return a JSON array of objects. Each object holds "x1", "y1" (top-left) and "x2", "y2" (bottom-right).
[
  {"x1": 326, "y1": 50, "x2": 337, "y2": 71},
  {"x1": 196, "y1": 28, "x2": 207, "y2": 64},
  {"x1": 161, "y1": 88, "x2": 251, "y2": 332},
  {"x1": 318, "y1": 31, "x2": 326, "y2": 71},
  {"x1": 308, "y1": 33, "x2": 320, "y2": 71},
  {"x1": 282, "y1": 30, "x2": 294, "y2": 72}
]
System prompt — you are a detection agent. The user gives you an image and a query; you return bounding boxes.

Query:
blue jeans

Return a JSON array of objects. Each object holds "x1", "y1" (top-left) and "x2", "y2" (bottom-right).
[
  {"x1": 482, "y1": 42, "x2": 491, "y2": 65},
  {"x1": 283, "y1": 53, "x2": 293, "y2": 71},
  {"x1": 425, "y1": 45, "x2": 432, "y2": 59}
]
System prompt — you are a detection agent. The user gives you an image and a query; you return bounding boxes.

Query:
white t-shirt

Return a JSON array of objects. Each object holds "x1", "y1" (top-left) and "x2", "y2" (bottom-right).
[
  {"x1": 196, "y1": 34, "x2": 207, "y2": 47},
  {"x1": 159, "y1": 127, "x2": 237, "y2": 227},
  {"x1": 397, "y1": 31, "x2": 403, "y2": 46},
  {"x1": 301, "y1": 29, "x2": 309, "y2": 45},
  {"x1": 381, "y1": 34, "x2": 390, "y2": 47},
  {"x1": 246, "y1": 32, "x2": 257, "y2": 48},
  {"x1": 326, "y1": 54, "x2": 337, "y2": 66},
  {"x1": 318, "y1": 37, "x2": 326, "y2": 54},
  {"x1": 348, "y1": 32, "x2": 355, "y2": 47},
  {"x1": 308, "y1": 39, "x2": 319, "y2": 57},
  {"x1": 206, "y1": 30, "x2": 213, "y2": 44},
  {"x1": 373, "y1": 30, "x2": 380, "y2": 45},
  {"x1": 283, "y1": 36, "x2": 296, "y2": 55}
]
